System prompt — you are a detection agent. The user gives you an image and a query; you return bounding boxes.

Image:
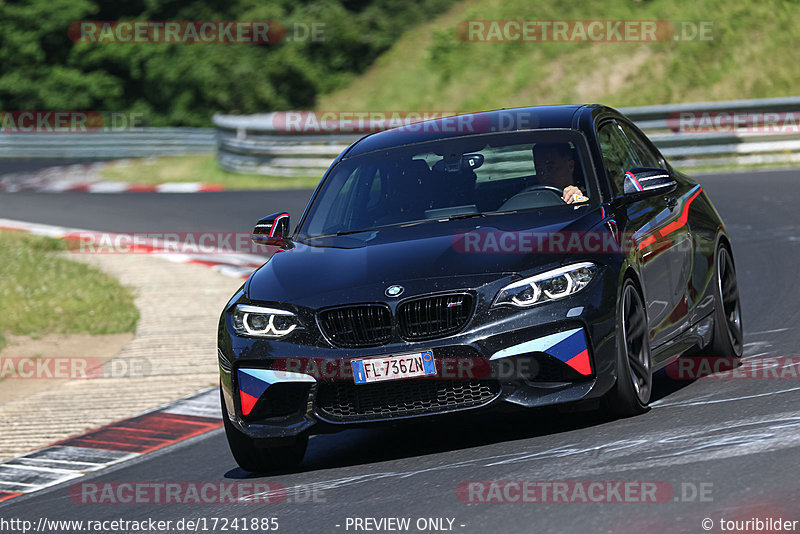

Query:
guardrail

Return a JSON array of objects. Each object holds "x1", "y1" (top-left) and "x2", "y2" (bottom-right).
[
  {"x1": 214, "y1": 97, "x2": 800, "y2": 174},
  {"x1": 2, "y1": 98, "x2": 797, "y2": 172},
  {"x1": 0, "y1": 128, "x2": 215, "y2": 158}
]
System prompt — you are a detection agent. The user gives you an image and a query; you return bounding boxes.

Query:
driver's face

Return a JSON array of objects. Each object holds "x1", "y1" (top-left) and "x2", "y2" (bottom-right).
[{"x1": 534, "y1": 147, "x2": 575, "y2": 190}]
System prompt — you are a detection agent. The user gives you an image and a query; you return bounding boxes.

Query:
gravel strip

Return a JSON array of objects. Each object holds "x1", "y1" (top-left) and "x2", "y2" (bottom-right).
[{"x1": 0, "y1": 252, "x2": 242, "y2": 461}]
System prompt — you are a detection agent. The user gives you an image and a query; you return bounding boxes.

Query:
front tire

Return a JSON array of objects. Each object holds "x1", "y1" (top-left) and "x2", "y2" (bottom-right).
[
  {"x1": 710, "y1": 245, "x2": 743, "y2": 358},
  {"x1": 603, "y1": 279, "x2": 652, "y2": 417},
  {"x1": 221, "y1": 387, "x2": 307, "y2": 473}
]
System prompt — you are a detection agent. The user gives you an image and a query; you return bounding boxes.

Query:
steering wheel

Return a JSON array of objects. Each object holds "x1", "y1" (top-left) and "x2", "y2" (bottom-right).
[{"x1": 520, "y1": 185, "x2": 565, "y2": 202}]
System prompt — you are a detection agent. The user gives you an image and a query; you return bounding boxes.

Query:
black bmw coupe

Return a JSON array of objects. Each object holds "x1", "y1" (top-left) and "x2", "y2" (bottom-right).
[{"x1": 218, "y1": 105, "x2": 743, "y2": 472}]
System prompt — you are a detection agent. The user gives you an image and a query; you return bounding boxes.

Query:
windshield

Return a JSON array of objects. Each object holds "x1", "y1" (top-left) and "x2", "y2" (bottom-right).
[{"x1": 298, "y1": 129, "x2": 598, "y2": 239}]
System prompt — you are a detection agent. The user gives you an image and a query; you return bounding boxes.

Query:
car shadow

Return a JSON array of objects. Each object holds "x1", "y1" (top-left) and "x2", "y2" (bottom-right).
[
  {"x1": 650, "y1": 354, "x2": 745, "y2": 402},
  {"x1": 223, "y1": 407, "x2": 593, "y2": 480},
  {"x1": 223, "y1": 354, "x2": 744, "y2": 479}
]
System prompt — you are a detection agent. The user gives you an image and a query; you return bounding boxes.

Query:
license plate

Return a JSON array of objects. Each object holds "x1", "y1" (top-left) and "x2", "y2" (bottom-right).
[{"x1": 351, "y1": 351, "x2": 436, "y2": 385}]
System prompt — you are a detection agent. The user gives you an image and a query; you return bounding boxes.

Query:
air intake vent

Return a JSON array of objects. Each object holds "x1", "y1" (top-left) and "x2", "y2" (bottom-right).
[{"x1": 315, "y1": 378, "x2": 500, "y2": 421}]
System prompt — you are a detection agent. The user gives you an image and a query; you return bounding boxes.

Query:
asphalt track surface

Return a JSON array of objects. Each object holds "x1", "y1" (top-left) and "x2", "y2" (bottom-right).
[{"x1": 1, "y1": 168, "x2": 799, "y2": 533}]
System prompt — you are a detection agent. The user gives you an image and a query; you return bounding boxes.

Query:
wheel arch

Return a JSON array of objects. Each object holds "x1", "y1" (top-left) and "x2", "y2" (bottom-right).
[
  {"x1": 616, "y1": 260, "x2": 647, "y2": 315},
  {"x1": 715, "y1": 232, "x2": 734, "y2": 267}
]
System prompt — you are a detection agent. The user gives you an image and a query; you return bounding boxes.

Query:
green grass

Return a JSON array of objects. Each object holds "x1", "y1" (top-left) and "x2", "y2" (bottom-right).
[
  {"x1": 99, "y1": 154, "x2": 323, "y2": 190},
  {"x1": 0, "y1": 231, "x2": 139, "y2": 347},
  {"x1": 317, "y1": 0, "x2": 800, "y2": 112}
]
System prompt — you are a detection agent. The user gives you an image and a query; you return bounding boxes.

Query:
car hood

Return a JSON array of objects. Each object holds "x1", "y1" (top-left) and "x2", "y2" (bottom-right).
[{"x1": 246, "y1": 207, "x2": 604, "y2": 306}]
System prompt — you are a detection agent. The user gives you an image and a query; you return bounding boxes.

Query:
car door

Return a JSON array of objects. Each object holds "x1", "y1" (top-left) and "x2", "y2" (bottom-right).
[
  {"x1": 597, "y1": 120, "x2": 691, "y2": 349},
  {"x1": 618, "y1": 121, "x2": 696, "y2": 346}
]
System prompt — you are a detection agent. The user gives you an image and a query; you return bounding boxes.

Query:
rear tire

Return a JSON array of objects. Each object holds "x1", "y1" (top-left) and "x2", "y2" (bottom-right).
[
  {"x1": 710, "y1": 245, "x2": 743, "y2": 358},
  {"x1": 603, "y1": 279, "x2": 652, "y2": 417},
  {"x1": 220, "y1": 387, "x2": 307, "y2": 473}
]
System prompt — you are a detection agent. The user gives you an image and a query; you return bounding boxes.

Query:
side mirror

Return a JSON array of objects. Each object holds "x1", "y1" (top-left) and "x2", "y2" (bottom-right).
[
  {"x1": 621, "y1": 167, "x2": 676, "y2": 201},
  {"x1": 252, "y1": 212, "x2": 290, "y2": 246}
]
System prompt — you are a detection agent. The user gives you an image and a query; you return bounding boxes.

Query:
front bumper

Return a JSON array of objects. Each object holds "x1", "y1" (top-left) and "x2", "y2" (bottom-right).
[{"x1": 218, "y1": 282, "x2": 619, "y2": 439}]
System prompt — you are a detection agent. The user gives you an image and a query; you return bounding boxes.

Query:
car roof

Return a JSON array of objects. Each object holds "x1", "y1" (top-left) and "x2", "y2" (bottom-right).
[{"x1": 342, "y1": 104, "x2": 601, "y2": 158}]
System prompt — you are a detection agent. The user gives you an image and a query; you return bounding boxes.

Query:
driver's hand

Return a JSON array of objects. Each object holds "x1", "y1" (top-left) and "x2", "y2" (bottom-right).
[{"x1": 562, "y1": 185, "x2": 585, "y2": 204}]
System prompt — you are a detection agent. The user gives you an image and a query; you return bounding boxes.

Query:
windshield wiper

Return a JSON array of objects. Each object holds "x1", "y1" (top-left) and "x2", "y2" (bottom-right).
[
  {"x1": 305, "y1": 227, "x2": 386, "y2": 240},
  {"x1": 435, "y1": 213, "x2": 486, "y2": 222},
  {"x1": 305, "y1": 213, "x2": 487, "y2": 240}
]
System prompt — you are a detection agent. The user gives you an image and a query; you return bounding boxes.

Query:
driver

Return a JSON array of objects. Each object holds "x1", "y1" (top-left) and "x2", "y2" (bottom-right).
[{"x1": 532, "y1": 143, "x2": 587, "y2": 204}]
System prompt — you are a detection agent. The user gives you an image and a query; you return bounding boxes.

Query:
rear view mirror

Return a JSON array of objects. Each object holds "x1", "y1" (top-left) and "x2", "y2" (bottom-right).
[
  {"x1": 432, "y1": 153, "x2": 485, "y2": 173},
  {"x1": 462, "y1": 154, "x2": 484, "y2": 170}
]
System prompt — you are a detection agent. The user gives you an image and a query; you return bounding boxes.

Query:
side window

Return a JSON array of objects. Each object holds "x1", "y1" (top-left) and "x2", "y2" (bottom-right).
[
  {"x1": 619, "y1": 122, "x2": 663, "y2": 169},
  {"x1": 597, "y1": 121, "x2": 642, "y2": 196}
]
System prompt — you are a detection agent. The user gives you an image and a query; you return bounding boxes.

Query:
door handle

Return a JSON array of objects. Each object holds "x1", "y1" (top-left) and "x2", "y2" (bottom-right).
[{"x1": 666, "y1": 197, "x2": 678, "y2": 210}]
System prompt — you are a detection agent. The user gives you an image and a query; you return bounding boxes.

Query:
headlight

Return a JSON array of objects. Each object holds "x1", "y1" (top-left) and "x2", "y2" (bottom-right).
[
  {"x1": 493, "y1": 262, "x2": 598, "y2": 308},
  {"x1": 232, "y1": 304, "x2": 299, "y2": 338}
]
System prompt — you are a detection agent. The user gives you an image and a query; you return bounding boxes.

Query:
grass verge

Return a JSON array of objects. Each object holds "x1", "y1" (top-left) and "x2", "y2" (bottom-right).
[
  {"x1": 0, "y1": 230, "x2": 139, "y2": 349},
  {"x1": 317, "y1": 0, "x2": 800, "y2": 111},
  {"x1": 99, "y1": 154, "x2": 323, "y2": 190}
]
